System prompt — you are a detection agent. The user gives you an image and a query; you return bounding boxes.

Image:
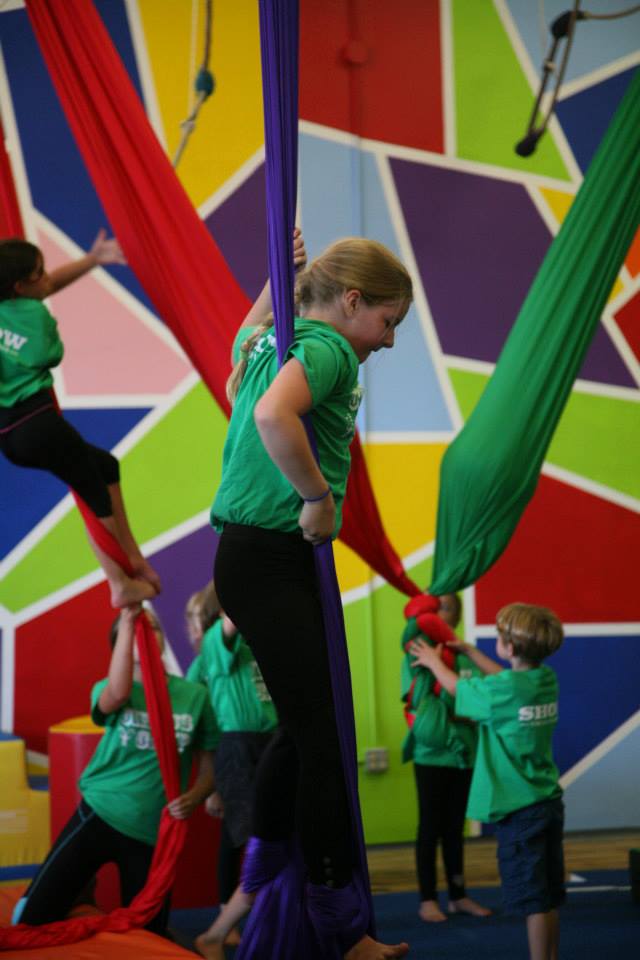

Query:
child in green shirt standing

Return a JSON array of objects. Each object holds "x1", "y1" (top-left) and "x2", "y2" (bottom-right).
[{"x1": 411, "y1": 602, "x2": 565, "y2": 960}]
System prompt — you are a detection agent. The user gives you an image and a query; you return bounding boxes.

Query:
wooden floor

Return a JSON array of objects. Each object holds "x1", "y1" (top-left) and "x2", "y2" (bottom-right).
[{"x1": 366, "y1": 830, "x2": 640, "y2": 894}]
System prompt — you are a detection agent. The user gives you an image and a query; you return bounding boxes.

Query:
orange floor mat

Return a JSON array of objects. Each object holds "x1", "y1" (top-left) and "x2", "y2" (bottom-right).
[{"x1": 0, "y1": 884, "x2": 194, "y2": 959}]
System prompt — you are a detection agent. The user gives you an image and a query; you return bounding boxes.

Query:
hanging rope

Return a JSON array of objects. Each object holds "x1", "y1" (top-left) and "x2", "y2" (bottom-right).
[
  {"x1": 519, "y1": 2, "x2": 640, "y2": 156},
  {"x1": 173, "y1": 0, "x2": 215, "y2": 168}
]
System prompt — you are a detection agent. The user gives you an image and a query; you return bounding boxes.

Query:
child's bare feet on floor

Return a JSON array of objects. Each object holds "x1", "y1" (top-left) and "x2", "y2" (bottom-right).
[
  {"x1": 344, "y1": 934, "x2": 409, "y2": 959},
  {"x1": 419, "y1": 899, "x2": 447, "y2": 922},
  {"x1": 449, "y1": 896, "x2": 492, "y2": 917},
  {"x1": 194, "y1": 934, "x2": 225, "y2": 960}
]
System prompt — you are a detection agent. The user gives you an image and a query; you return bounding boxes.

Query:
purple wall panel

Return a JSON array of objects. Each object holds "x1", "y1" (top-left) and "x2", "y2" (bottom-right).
[{"x1": 149, "y1": 524, "x2": 219, "y2": 672}]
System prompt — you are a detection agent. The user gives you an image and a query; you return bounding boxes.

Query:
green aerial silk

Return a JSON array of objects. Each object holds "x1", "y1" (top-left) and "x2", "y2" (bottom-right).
[{"x1": 430, "y1": 69, "x2": 640, "y2": 595}]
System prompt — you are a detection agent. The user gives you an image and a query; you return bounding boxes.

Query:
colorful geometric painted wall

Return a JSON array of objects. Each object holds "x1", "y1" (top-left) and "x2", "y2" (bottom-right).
[{"x1": 0, "y1": 0, "x2": 638, "y2": 844}]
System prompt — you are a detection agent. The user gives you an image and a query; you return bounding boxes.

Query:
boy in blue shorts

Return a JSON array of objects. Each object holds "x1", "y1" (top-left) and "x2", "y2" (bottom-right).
[{"x1": 411, "y1": 602, "x2": 565, "y2": 960}]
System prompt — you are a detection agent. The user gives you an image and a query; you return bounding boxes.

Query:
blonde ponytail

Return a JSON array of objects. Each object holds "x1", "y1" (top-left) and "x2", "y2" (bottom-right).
[{"x1": 226, "y1": 318, "x2": 274, "y2": 406}]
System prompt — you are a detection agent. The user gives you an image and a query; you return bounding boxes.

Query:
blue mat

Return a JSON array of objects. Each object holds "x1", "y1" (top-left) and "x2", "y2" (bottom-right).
[{"x1": 170, "y1": 870, "x2": 638, "y2": 958}]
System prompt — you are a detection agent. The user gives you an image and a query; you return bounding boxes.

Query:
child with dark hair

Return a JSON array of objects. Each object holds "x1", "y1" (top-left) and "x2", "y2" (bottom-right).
[
  {"x1": 13, "y1": 604, "x2": 216, "y2": 933},
  {"x1": 0, "y1": 233, "x2": 160, "y2": 607},
  {"x1": 412, "y1": 602, "x2": 565, "y2": 960},
  {"x1": 401, "y1": 593, "x2": 490, "y2": 923}
]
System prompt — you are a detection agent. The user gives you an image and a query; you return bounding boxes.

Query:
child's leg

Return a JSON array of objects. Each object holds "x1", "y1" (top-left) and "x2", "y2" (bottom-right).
[
  {"x1": 17, "y1": 801, "x2": 108, "y2": 925},
  {"x1": 195, "y1": 885, "x2": 255, "y2": 959},
  {"x1": 413, "y1": 763, "x2": 446, "y2": 922},
  {"x1": 444, "y1": 767, "x2": 491, "y2": 917},
  {"x1": 107, "y1": 481, "x2": 161, "y2": 592},
  {"x1": 216, "y1": 819, "x2": 244, "y2": 945},
  {"x1": 526, "y1": 910, "x2": 557, "y2": 960},
  {"x1": 1, "y1": 406, "x2": 158, "y2": 607}
]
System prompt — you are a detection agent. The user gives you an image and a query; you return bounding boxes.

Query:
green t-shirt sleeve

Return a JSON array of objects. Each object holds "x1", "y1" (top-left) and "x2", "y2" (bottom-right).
[
  {"x1": 289, "y1": 336, "x2": 348, "y2": 407},
  {"x1": 455, "y1": 676, "x2": 493, "y2": 721},
  {"x1": 194, "y1": 694, "x2": 220, "y2": 751},
  {"x1": 186, "y1": 655, "x2": 205, "y2": 684},
  {"x1": 90, "y1": 678, "x2": 111, "y2": 727}
]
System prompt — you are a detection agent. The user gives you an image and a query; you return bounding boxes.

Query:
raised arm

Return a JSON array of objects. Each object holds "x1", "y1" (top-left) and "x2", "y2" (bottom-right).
[
  {"x1": 98, "y1": 604, "x2": 140, "y2": 715},
  {"x1": 449, "y1": 640, "x2": 504, "y2": 675},
  {"x1": 48, "y1": 229, "x2": 126, "y2": 295},
  {"x1": 238, "y1": 227, "x2": 307, "y2": 331},
  {"x1": 254, "y1": 357, "x2": 334, "y2": 543}
]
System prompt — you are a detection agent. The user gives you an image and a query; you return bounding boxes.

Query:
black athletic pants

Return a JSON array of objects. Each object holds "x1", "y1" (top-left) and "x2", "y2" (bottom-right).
[
  {"x1": 214, "y1": 523, "x2": 353, "y2": 887},
  {"x1": 19, "y1": 799, "x2": 170, "y2": 933},
  {"x1": 0, "y1": 390, "x2": 119, "y2": 517},
  {"x1": 414, "y1": 763, "x2": 473, "y2": 902},
  {"x1": 217, "y1": 818, "x2": 244, "y2": 904}
]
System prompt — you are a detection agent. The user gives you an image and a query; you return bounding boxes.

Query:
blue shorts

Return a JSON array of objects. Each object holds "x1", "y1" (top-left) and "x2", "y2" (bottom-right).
[{"x1": 494, "y1": 796, "x2": 565, "y2": 916}]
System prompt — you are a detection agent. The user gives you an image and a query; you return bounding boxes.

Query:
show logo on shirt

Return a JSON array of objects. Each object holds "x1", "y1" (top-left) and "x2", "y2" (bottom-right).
[
  {"x1": 518, "y1": 702, "x2": 558, "y2": 727},
  {"x1": 0, "y1": 327, "x2": 28, "y2": 357},
  {"x1": 343, "y1": 384, "x2": 364, "y2": 440},
  {"x1": 250, "y1": 661, "x2": 272, "y2": 703},
  {"x1": 118, "y1": 708, "x2": 195, "y2": 752},
  {"x1": 248, "y1": 332, "x2": 276, "y2": 362}
]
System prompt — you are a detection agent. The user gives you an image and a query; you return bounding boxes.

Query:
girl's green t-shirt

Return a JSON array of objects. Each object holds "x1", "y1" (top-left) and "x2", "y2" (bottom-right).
[
  {"x1": 455, "y1": 665, "x2": 562, "y2": 822},
  {"x1": 211, "y1": 319, "x2": 362, "y2": 539},
  {"x1": 79, "y1": 675, "x2": 218, "y2": 846},
  {"x1": 186, "y1": 620, "x2": 277, "y2": 744},
  {"x1": 0, "y1": 298, "x2": 63, "y2": 407}
]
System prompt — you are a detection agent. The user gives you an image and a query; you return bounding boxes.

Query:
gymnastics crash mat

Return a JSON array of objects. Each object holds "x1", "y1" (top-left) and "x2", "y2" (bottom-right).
[
  {"x1": 0, "y1": 733, "x2": 49, "y2": 873},
  {"x1": 0, "y1": 884, "x2": 196, "y2": 959}
]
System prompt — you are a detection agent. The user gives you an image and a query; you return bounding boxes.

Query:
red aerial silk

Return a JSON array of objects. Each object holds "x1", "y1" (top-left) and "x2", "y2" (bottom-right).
[
  {"x1": 23, "y1": 0, "x2": 418, "y2": 597},
  {"x1": 0, "y1": 120, "x2": 24, "y2": 237}
]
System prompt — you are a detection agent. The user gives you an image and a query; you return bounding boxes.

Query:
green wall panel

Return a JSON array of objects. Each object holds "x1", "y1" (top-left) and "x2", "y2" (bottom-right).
[
  {"x1": 449, "y1": 368, "x2": 640, "y2": 499},
  {"x1": 452, "y1": 0, "x2": 570, "y2": 180}
]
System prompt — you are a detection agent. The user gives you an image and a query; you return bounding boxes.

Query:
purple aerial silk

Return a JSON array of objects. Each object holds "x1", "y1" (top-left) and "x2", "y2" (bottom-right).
[{"x1": 236, "y1": 2, "x2": 374, "y2": 956}]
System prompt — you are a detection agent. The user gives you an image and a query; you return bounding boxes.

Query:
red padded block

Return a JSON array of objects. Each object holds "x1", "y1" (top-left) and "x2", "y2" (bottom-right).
[
  {"x1": 14, "y1": 582, "x2": 113, "y2": 755},
  {"x1": 48, "y1": 717, "x2": 220, "y2": 911},
  {"x1": 300, "y1": 0, "x2": 444, "y2": 152},
  {"x1": 475, "y1": 475, "x2": 640, "y2": 625}
]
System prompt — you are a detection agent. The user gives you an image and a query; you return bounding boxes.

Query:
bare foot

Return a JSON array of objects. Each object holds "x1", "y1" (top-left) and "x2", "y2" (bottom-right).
[
  {"x1": 130, "y1": 557, "x2": 162, "y2": 594},
  {"x1": 418, "y1": 899, "x2": 447, "y2": 923},
  {"x1": 109, "y1": 575, "x2": 156, "y2": 609},
  {"x1": 448, "y1": 896, "x2": 492, "y2": 917},
  {"x1": 224, "y1": 926, "x2": 242, "y2": 946},
  {"x1": 344, "y1": 934, "x2": 409, "y2": 959},
  {"x1": 194, "y1": 934, "x2": 225, "y2": 959}
]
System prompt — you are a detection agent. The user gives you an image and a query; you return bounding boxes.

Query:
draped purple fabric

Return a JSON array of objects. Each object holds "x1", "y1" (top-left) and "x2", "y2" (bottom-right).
[{"x1": 236, "y1": 1, "x2": 374, "y2": 955}]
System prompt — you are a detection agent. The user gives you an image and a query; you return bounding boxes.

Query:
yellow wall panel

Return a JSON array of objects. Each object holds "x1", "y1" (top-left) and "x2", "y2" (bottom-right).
[
  {"x1": 137, "y1": 0, "x2": 264, "y2": 207},
  {"x1": 334, "y1": 442, "x2": 447, "y2": 594}
]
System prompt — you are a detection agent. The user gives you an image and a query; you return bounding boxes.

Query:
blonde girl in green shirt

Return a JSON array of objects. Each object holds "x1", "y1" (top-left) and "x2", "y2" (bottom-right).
[{"x1": 210, "y1": 231, "x2": 413, "y2": 960}]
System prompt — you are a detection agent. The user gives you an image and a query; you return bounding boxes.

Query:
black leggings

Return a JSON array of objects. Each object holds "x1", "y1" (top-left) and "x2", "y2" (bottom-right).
[
  {"x1": 0, "y1": 390, "x2": 119, "y2": 517},
  {"x1": 18, "y1": 799, "x2": 170, "y2": 933},
  {"x1": 217, "y1": 819, "x2": 244, "y2": 904},
  {"x1": 214, "y1": 523, "x2": 353, "y2": 887},
  {"x1": 414, "y1": 763, "x2": 473, "y2": 901}
]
